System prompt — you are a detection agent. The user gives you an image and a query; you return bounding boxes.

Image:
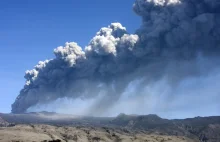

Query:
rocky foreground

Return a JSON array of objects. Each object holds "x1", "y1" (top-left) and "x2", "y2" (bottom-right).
[
  {"x1": 0, "y1": 112, "x2": 220, "y2": 142},
  {"x1": 0, "y1": 124, "x2": 195, "y2": 142}
]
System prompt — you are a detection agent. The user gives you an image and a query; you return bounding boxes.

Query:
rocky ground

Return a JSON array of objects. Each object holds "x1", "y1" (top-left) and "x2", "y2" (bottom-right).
[{"x1": 0, "y1": 124, "x2": 195, "y2": 142}]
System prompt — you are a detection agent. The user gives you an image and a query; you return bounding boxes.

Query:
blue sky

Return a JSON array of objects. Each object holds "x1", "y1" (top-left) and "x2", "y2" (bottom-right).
[{"x1": 0, "y1": 0, "x2": 141, "y2": 113}]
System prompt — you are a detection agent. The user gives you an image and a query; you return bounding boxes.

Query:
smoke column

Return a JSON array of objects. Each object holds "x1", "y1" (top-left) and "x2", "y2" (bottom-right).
[{"x1": 12, "y1": 0, "x2": 220, "y2": 118}]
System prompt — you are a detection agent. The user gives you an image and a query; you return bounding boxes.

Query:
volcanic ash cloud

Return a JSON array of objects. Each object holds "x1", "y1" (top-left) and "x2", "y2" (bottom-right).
[{"x1": 12, "y1": 0, "x2": 220, "y2": 118}]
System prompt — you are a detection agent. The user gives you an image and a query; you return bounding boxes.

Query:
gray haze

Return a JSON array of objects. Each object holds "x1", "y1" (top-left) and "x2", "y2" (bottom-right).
[{"x1": 12, "y1": 0, "x2": 220, "y2": 118}]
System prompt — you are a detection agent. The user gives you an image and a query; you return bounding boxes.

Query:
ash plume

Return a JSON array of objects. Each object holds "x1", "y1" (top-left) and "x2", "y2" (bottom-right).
[{"x1": 12, "y1": 0, "x2": 220, "y2": 118}]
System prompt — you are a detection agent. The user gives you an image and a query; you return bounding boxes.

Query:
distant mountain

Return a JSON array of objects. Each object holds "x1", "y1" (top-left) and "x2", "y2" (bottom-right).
[
  {"x1": 0, "y1": 112, "x2": 81, "y2": 125},
  {"x1": 111, "y1": 114, "x2": 170, "y2": 128},
  {"x1": 110, "y1": 114, "x2": 220, "y2": 142},
  {"x1": 27, "y1": 111, "x2": 58, "y2": 115}
]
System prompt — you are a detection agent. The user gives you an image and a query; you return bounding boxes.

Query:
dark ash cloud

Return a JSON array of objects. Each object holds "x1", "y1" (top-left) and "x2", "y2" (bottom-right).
[{"x1": 12, "y1": 0, "x2": 220, "y2": 118}]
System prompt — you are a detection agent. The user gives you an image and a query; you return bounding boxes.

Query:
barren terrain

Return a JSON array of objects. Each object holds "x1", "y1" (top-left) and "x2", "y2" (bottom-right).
[
  {"x1": 0, "y1": 113, "x2": 219, "y2": 142},
  {"x1": 0, "y1": 124, "x2": 195, "y2": 142}
]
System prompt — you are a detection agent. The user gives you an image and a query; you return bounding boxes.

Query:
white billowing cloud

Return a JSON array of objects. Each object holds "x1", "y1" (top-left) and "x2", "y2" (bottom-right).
[
  {"x1": 147, "y1": 0, "x2": 180, "y2": 6},
  {"x1": 85, "y1": 22, "x2": 128, "y2": 56},
  {"x1": 119, "y1": 34, "x2": 139, "y2": 51},
  {"x1": 54, "y1": 42, "x2": 85, "y2": 66},
  {"x1": 86, "y1": 35, "x2": 118, "y2": 56}
]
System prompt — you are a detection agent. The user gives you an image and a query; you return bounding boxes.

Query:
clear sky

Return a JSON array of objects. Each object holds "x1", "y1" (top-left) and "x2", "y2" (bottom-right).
[{"x1": 0, "y1": 0, "x2": 141, "y2": 113}]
